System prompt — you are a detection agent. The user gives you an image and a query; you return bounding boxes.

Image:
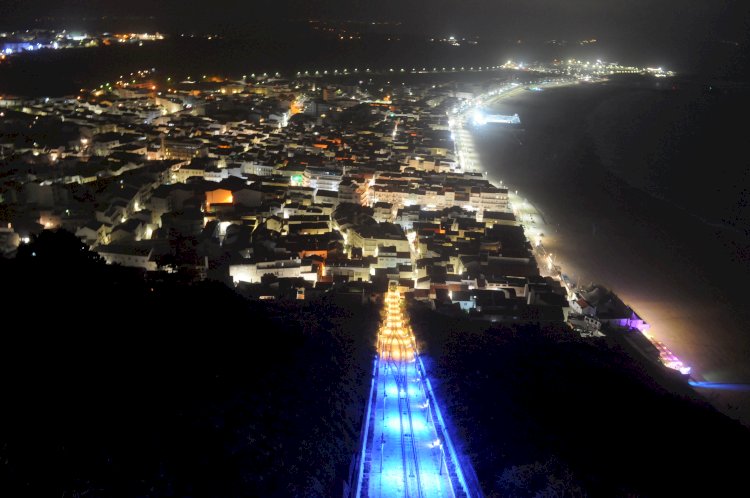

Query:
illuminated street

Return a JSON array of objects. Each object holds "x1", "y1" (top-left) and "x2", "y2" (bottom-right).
[{"x1": 357, "y1": 282, "x2": 472, "y2": 498}]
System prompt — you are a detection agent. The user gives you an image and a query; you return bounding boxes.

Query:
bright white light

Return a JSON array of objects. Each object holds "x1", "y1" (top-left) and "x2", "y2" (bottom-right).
[{"x1": 472, "y1": 109, "x2": 487, "y2": 126}]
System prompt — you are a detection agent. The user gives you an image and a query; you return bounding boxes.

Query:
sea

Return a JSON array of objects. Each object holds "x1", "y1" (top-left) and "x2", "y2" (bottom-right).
[
  {"x1": 473, "y1": 77, "x2": 750, "y2": 425},
  {"x1": 0, "y1": 32, "x2": 509, "y2": 96}
]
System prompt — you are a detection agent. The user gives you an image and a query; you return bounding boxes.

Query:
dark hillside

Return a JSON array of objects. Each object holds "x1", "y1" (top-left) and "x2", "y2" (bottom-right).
[
  {"x1": 410, "y1": 305, "x2": 750, "y2": 497},
  {"x1": 0, "y1": 229, "x2": 377, "y2": 497}
]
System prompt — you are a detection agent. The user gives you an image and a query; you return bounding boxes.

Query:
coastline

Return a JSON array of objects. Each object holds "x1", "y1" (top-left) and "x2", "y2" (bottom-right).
[{"x1": 463, "y1": 81, "x2": 750, "y2": 427}]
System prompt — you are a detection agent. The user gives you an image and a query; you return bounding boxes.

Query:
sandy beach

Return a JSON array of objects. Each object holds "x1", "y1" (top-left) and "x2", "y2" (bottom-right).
[{"x1": 471, "y1": 82, "x2": 750, "y2": 426}]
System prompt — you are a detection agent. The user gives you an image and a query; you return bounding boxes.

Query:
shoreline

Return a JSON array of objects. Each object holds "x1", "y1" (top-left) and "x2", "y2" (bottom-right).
[{"x1": 459, "y1": 80, "x2": 750, "y2": 427}]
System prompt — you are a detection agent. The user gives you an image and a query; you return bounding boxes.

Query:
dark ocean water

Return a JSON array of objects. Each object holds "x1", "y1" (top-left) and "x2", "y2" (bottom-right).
[
  {"x1": 587, "y1": 80, "x2": 750, "y2": 235},
  {"x1": 0, "y1": 34, "x2": 506, "y2": 96},
  {"x1": 2, "y1": 26, "x2": 746, "y2": 97},
  {"x1": 474, "y1": 80, "x2": 750, "y2": 423}
]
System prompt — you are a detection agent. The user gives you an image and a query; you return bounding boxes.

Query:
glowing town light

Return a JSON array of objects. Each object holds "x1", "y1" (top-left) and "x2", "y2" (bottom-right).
[{"x1": 472, "y1": 109, "x2": 487, "y2": 126}]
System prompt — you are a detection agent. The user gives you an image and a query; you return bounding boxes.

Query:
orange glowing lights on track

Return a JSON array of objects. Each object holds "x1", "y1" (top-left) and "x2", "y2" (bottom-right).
[{"x1": 378, "y1": 287, "x2": 416, "y2": 362}]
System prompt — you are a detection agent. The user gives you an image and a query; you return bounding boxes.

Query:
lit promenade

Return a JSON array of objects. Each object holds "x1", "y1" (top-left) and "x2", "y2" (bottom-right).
[{"x1": 356, "y1": 282, "x2": 473, "y2": 498}]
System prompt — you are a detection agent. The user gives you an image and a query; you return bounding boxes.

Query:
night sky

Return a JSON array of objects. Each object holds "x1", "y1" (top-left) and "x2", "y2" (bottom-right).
[{"x1": 2, "y1": 0, "x2": 748, "y2": 44}]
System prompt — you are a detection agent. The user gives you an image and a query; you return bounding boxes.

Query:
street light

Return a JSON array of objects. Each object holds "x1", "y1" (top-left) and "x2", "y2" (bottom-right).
[
  {"x1": 380, "y1": 433, "x2": 385, "y2": 472},
  {"x1": 434, "y1": 439, "x2": 447, "y2": 475}
]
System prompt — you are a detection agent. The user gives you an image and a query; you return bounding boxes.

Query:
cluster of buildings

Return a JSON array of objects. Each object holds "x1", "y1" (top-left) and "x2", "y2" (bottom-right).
[
  {"x1": 501, "y1": 59, "x2": 675, "y2": 79},
  {"x1": 1, "y1": 72, "x2": 584, "y2": 325},
  {"x1": 428, "y1": 35, "x2": 480, "y2": 47},
  {"x1": 0, "y1": 29, "x2": 164, "y2": 60}
]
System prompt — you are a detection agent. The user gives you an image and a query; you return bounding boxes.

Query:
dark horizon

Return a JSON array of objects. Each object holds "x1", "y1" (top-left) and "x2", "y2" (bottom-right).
[
  {"x1": 2, "y1": 1, "x2": 748, "y2": 37},
  {"x1": 2, "y1": 1, "x2": 750, "y2": 77}
]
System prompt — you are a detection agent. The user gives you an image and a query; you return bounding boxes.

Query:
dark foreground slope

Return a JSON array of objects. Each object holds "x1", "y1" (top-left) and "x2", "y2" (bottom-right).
[
  {"x1": 410, "y1": 305, "x2": 750, "y2": 497},
  {"x1": 0, "y1": 230, "x2": 377, "y2": 497}
]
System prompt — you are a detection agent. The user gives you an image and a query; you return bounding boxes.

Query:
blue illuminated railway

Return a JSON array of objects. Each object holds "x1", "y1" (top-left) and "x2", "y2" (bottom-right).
[{"x1": 353, "y1": 282, "x2": 479, "y2": 498}]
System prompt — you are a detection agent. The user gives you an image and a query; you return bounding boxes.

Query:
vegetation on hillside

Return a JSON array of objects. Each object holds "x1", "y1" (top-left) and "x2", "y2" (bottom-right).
[
  {"x1": 410, "y1": 304, "x2": 750, "y2": 497},
  {"x1": 0, "y1": 229, "x2": 377, "y2": 497}
]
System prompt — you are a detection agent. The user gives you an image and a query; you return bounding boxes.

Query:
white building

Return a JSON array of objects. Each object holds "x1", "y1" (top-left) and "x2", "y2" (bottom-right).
[
  {"x1": 229, "y1": 258, "x2": 316, "y2": 284},
  {"x1": 97, "y1": 244, "x2": 157, "y2": 271},
  {"x1": 347, "y1": 223, "x2": 410, "y2": 257},
  {"x1": 304, "y1": 167, "x2": 342, "y2": 192}
]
